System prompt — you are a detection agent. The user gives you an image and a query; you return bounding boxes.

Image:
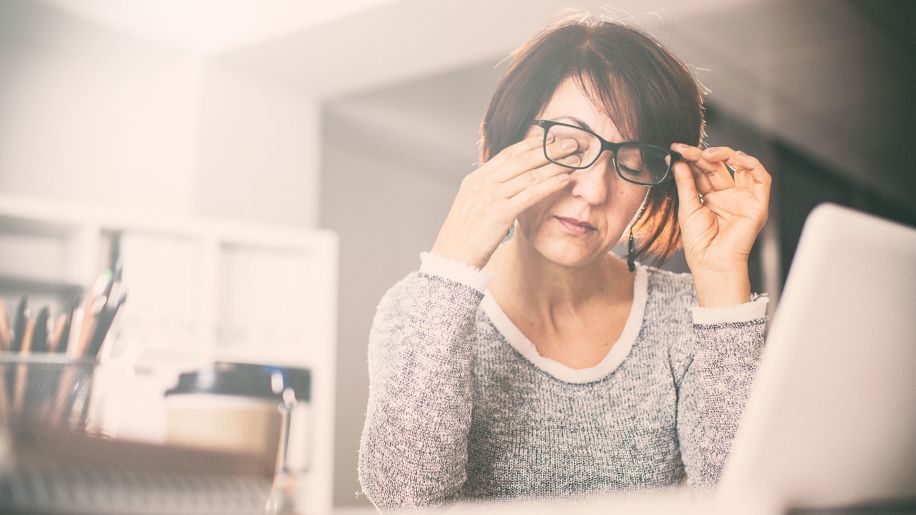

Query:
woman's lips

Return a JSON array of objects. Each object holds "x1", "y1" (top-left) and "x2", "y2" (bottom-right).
[{"x1": 556, "y1": 217, "x2": 596, "y2": 235}]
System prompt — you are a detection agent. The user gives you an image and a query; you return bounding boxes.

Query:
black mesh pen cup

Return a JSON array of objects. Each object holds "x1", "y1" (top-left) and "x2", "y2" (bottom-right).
[{"x1": 0, "y1": 354, "x2": 99, "y2": 433}]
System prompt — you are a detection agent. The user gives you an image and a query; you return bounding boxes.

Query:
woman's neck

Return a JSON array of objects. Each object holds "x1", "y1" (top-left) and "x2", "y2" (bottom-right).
[{"x1": 482, "y1": 236, "x2": 633, "y2": 326}]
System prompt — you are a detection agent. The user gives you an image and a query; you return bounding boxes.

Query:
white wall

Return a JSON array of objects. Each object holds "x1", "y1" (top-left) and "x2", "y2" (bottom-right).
[
  {"x1": 0, "y1": 0, "x2": 321, "y2": 229},
  {"x1": 0, "y1": 0, "x2": 200, "y2": 214},
  {"x1": 194, "y1": 61, "x2": 320, "y2": 227}
]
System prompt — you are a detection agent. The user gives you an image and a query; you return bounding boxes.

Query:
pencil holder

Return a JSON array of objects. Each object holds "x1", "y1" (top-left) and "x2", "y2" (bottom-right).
[{"x1": 0, "y1": 354, "x2": 100, "y2": 433}]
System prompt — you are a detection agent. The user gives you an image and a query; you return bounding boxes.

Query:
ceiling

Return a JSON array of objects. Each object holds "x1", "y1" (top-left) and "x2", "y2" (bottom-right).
[{"x1": 35, "y1": 0, "x2": 398, "y2": 55}]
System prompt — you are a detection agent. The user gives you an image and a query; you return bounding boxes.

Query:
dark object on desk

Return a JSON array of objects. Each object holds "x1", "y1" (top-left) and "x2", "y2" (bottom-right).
[
  {"x1": 166, "y1": 362, "x2": 311, "y2": 402},
  {"x1": 0, "y1": 426, "x2": 274, "y2": 515},
  {"x1": 787, "y1": 497, "x2": 916, "y2": 514}
]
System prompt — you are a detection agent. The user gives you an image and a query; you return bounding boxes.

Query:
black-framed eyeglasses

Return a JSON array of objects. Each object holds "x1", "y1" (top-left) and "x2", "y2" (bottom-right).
[{"x1": 532, "y1": 119, "x2": 683, "y2": 187}]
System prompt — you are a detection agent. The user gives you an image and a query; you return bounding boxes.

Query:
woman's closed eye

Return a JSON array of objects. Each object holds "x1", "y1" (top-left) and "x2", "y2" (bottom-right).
[{"x1": 618, "y1": 164, "x2": 641, "y2": 176}]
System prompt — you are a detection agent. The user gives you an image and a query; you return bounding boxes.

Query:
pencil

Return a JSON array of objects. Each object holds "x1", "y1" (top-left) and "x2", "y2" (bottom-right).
[
  {"x1": 0, "y1": 299, "x2": 10, "y2": 352},
  {"x1": 12, "y1": 315, "x2": 35, "y2": 415},
  {"x1": 55, "y1": 302, "x2": 77, "y2": 354},
  {"x1": 66, "y1": 306, "x2": 84, "y2": 359},
  {"x1": 0, "y1": 369, "x2": 9, "y2": 424},
  {"x1": 53, "y1": 292, "x2": 97, "y2": 426},
  {"x1": 48, "y1": 313, "x2": 67, "y2": 353},
  {"x1": 75, "y1": 294, "x2": 101, "y2": 359},
  {"x1": 5, "y1": 297, "x2": 28, "y2": 417},
  {"x1": 9, "y1": 296, "x2": 27, "y2": 353}
]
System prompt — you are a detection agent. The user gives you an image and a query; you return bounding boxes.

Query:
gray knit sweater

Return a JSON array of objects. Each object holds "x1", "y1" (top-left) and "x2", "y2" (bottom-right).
[{"x1": 358, "y1": 251, "x2": 769, "y2": 512}]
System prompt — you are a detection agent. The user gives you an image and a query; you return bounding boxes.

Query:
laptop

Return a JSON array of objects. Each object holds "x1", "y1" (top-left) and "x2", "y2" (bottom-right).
[{"x1": 717, "y1": 202, "x2": 916, "y2": 513}]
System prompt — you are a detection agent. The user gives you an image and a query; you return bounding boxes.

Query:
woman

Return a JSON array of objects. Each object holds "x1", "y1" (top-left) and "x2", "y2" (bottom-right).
[{"x1": 358, "y1": 13, "x2": 771, "y2": 512}]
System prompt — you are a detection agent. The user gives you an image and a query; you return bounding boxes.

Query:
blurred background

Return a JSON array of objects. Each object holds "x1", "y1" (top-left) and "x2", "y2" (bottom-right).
[{"x1": 0, "y1": 0, "x2": 913, "y2": 512}]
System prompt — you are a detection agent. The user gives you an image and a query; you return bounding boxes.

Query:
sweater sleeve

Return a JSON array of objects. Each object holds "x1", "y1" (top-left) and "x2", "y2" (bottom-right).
[
  {"x1": 357, "y1": 252, "x2": 491, "y2": 512},
  {"x1": 670, "y1": 284, "x2": 770, "y2": 488}
]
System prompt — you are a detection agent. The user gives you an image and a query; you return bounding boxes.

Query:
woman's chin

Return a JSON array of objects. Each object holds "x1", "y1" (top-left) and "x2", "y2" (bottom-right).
[{"x1": 534, "y1": 239, "x2": 601, "y2": 267}]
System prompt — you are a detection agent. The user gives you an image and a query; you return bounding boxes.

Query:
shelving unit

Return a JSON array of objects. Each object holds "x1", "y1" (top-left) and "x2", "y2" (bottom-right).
[{"x1": 0, "y1": 193, "x2": 338, "y2": 514}]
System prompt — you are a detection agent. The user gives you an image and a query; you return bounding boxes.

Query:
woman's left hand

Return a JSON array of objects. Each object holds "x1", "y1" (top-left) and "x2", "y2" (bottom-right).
[{"x1": 669, "y1": 143, "x2": 772, "y2": 278}]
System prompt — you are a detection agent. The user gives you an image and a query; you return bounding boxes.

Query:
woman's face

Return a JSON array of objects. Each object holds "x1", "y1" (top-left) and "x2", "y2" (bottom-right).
[{"x1": 516, "y1": 76, "x2": 649, "y2": 268}]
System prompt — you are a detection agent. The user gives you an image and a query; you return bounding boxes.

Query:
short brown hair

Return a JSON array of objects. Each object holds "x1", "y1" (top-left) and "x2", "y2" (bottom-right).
[{"x1": 479, "y1": 13, "x2": 707, "y2": 267}]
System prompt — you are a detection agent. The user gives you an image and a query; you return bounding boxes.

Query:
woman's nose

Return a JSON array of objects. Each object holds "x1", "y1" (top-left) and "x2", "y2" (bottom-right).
[{"x1": 568, "y1": 157, "x2": 611, "y2": 205}]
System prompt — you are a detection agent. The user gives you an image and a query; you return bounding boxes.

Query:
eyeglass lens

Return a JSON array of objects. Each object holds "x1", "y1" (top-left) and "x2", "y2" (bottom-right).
[{"x1": 544, "y1": 124, "x2": 671, "y2": 185}]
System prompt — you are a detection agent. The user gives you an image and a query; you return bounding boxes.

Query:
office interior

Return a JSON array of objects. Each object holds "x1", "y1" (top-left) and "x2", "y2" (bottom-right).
[{"x1": 0, "y1": 0, "x2": 913, "y2": 513}]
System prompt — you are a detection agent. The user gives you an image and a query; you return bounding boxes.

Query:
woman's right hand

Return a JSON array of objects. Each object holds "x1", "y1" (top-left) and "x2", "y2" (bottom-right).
[{"x1": 430, "y1": 131, "x2": 583, "y2": 269}]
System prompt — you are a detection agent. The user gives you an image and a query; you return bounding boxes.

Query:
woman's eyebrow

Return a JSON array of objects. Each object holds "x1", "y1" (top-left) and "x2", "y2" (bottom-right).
[{"x1": 556, "y1": 115, "x2": 595, "y2": 133}]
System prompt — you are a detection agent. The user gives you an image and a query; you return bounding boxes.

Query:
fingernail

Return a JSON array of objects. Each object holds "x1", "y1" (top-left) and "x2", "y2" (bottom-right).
[
  {"x1": 561, "y1": 139, "x2": 577, "y2": 150},
  {"x1": 737, "y1": 150, "x2": 746, "y2": 156},
  {"x1": 547, "y1": 133, "x2": 556, "y2": 143},
  {"x1": 564, "y1": 155, "x2": 580, "y2": 165}
]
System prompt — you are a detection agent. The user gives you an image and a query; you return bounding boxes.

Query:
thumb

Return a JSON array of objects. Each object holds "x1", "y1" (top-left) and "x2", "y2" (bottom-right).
[{"x1": 672, "y1": 161, "x2": 702, "y2": 218}]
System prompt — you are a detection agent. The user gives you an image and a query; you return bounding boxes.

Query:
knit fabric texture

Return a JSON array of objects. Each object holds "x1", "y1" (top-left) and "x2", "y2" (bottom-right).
[{"x1": 358, "y1": 254, "x2": 769, "y2": 512}]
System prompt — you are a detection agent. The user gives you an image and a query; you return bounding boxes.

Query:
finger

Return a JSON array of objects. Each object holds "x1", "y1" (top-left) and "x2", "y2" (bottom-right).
[
  {"x1": 734, "y1": 151, "x2": 772, "y2": 185},
  {"x1": 733, "y1": 167, "x2": 755, "y2": 191},
  {"x1": 702, "y1": 146, "x2": 736, "y2": 164},
  {"x1": 481, "y1": 133, "x2": 544, "y2": 172},
  {"x1": 696, "y1": 147, "x2": 737, "y2": 190},
  {"x1": 706, "y1": 147, "x2": 766, "y2": 193},
  {"x1": 506, "y1": 170, "x2": 572, "y2": 214},
  {"x1": 672, "y1": 144, "x2": 713, "y2": 194},
  {"x1": 735, "y1": 151, "x2": 773, "y2": 204},
  {"x1": 500, "y1": 155, "x2": 580, "y2": 198},
  {"x1": 704, "y1": 146, "x2": 741, "y2": 177},
  {"x1": 674, "y1": 143, "x2": 735, "y2": 192},
  {"x1": 672, "y1": 161, "x2": 703, "y2": 217},
  {"x1": 491, "y1": 134, "x2": 582, "y2": 183}
]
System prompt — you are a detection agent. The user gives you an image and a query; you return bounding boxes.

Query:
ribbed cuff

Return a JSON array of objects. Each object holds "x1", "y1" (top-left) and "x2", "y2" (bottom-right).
[
  {"x1": 691, "y1": 292, "x2": 769, "y2": 325},
  {"x1": 419, "y1": 251, "x2": 495, "y2": 293}
]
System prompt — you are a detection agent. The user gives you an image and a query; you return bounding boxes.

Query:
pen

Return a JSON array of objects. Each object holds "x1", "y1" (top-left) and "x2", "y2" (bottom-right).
[
  {"x1": 21, "y1": 307, "x2": 50, "y2": 418},
  {"x1": 75, "y1": 294, "x2": 101, "y2": 359},
  {"x1": 30, "y1": 306, "x2": 50, "y2": 354},
  {"x1": 54, "y1": 303, "x2": 76, "y2": 354},
  {"x1": 75, "y1": 270, "x2": 113, "y2": 358},
  {"x1": 95, "y1": 291, "x2": 127, "y2": 363},
  {"x1": 86, "y1": 272, "x2": 122, "y2": 359},
  {"x1": 6, "y1": 297, "x2": 29, "y2": 413}
]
